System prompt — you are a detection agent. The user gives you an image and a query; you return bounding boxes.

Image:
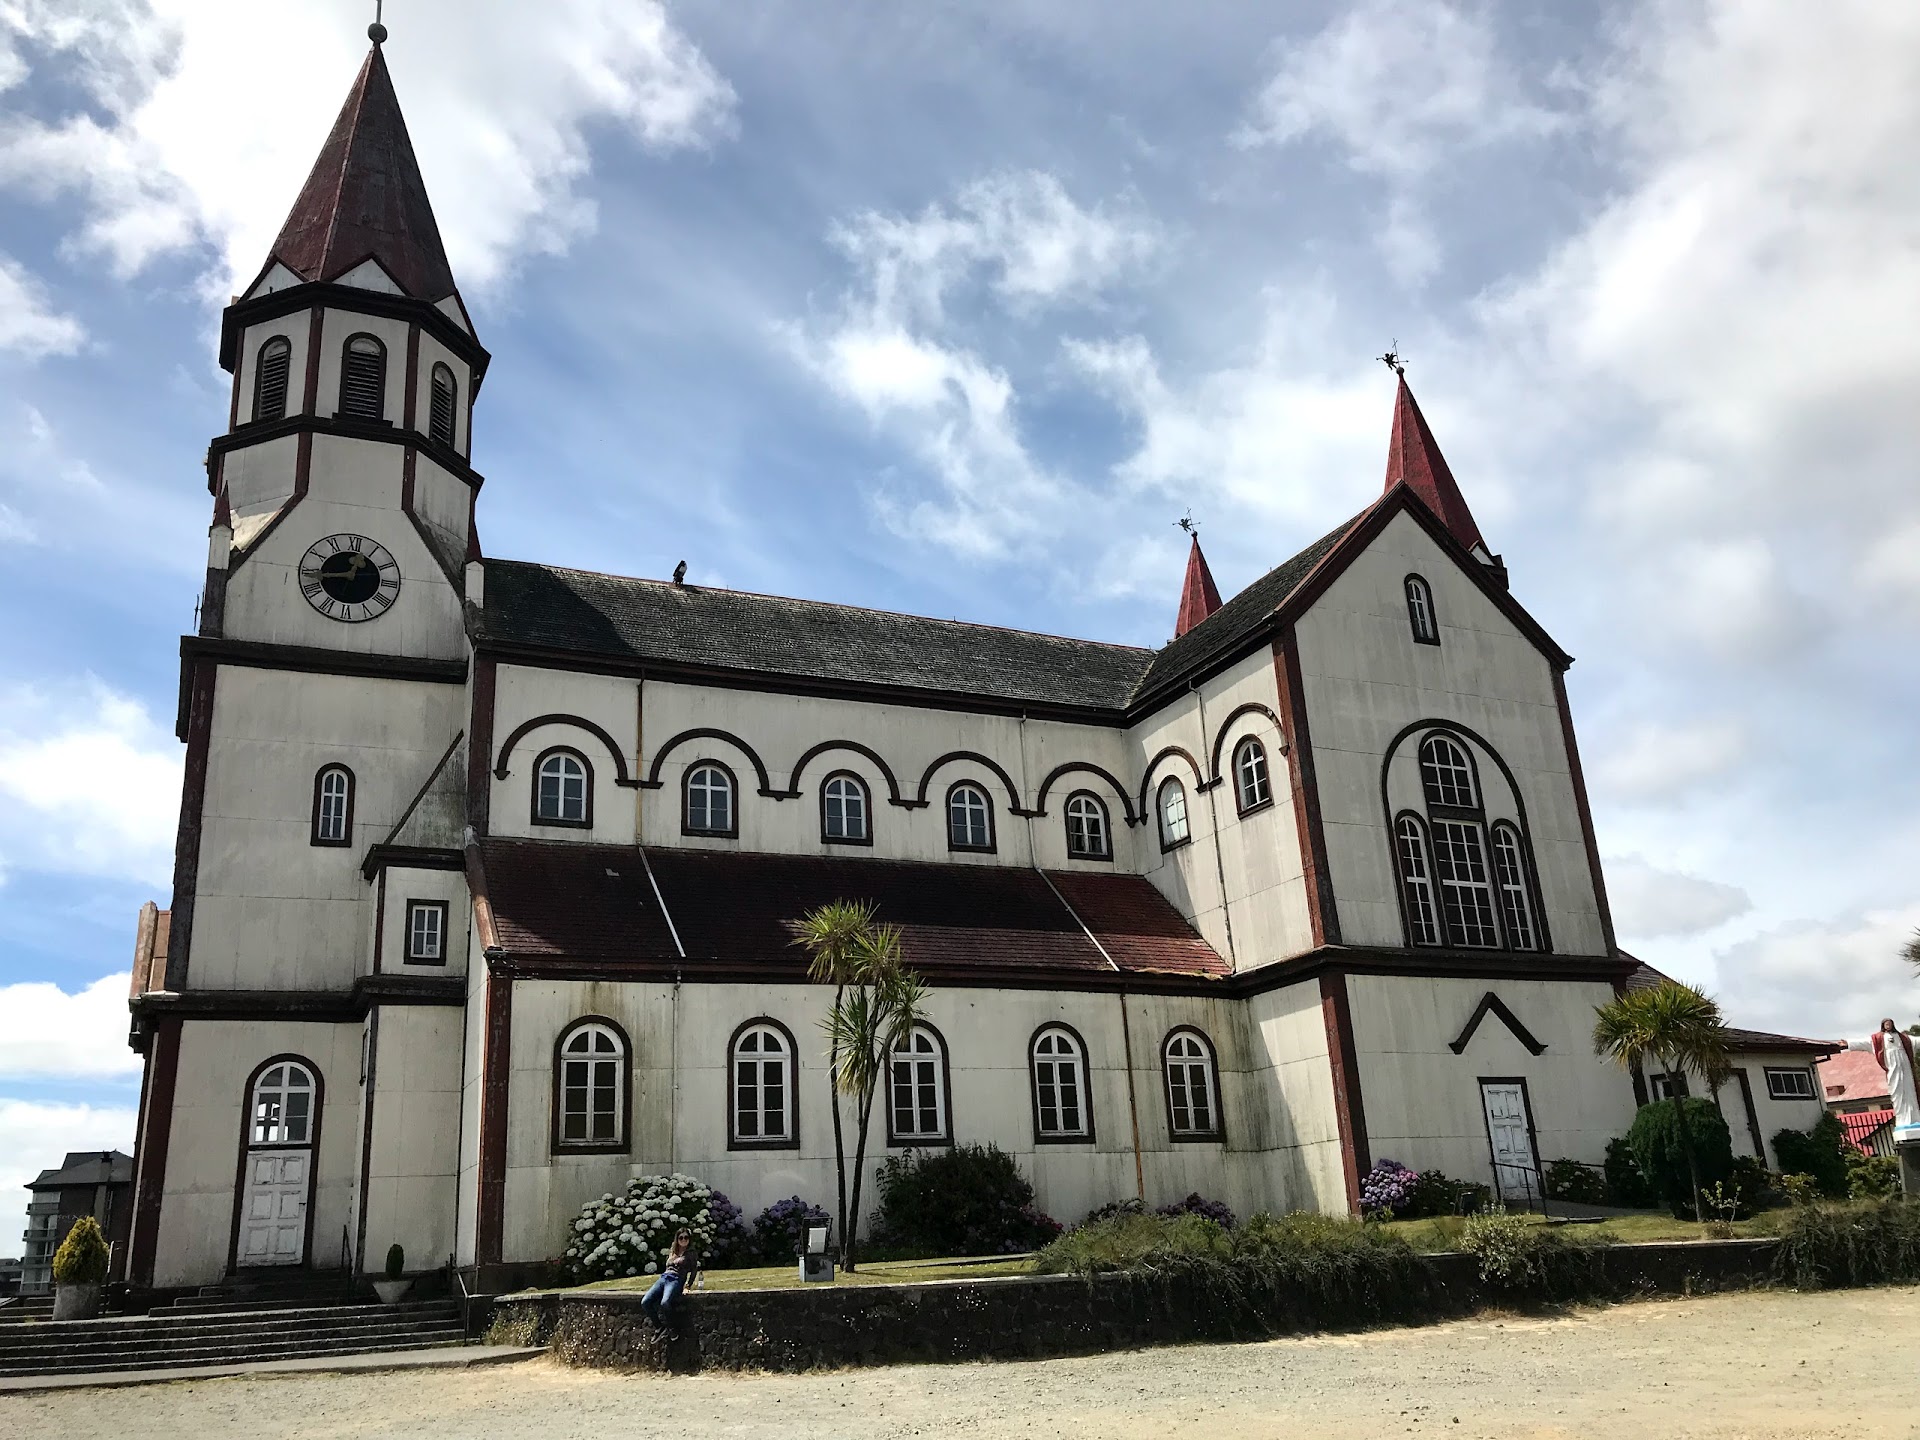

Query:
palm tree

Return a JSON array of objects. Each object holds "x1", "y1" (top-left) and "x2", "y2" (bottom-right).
[
  {"x1": 1592, "y1": 981, "x2": 1729, "y2": 1222},
  {"x1": 1903, "y1": 928, "x2": 1920, "y2": 974},
  {"x1": 794, "y1": 901, "x2": 928, "y2": 1272}
]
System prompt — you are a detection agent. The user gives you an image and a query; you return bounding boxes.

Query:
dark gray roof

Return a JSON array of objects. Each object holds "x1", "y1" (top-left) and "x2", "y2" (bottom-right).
[
  {"x1": 480, "y1": 516, "x2": 1363, "y2": 716},
  {"x1": 27, "y1": 1151, "x2": 133, "y2": 1191}
]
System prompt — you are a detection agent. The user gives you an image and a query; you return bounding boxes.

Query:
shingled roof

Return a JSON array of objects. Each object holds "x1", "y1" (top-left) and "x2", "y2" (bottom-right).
[{"x1": 1623, "y1": 960, "x2": 1841, "y2": 1055}]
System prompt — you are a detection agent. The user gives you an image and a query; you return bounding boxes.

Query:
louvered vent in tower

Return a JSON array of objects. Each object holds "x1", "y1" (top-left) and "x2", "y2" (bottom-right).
[
  {"x1": 429, "y1": 363, "x2": 456, "y2": 448},
  {"x1": 340, "y1": 335, "x2": 386, "y2": 421},
  {"x1": 253, "y1": 337, "x2": 292, "y2": 423}
]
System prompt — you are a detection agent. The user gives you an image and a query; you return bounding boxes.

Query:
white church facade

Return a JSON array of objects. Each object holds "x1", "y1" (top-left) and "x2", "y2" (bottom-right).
[{"x1": 126, "y1": 39, "x2": 1645, "y2": 1290}]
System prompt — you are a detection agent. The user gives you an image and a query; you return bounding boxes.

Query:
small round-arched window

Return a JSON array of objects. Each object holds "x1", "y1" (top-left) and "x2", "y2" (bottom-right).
[
  {"x1": 685, "y1": 763, "x2": 736, "y2": 836},
  {"x1": 1157, "y1": 777, "x2": 1190, "y2": 850},
  {"x1": 250, "y1": 1060, "x2": 317, "y2": 1146},
  {"x1": 1233, "y1": 737, "x2": 1271, "y2": 814},
  {"x1": 947, "y1": 782, "x2": 993, "y2": 851},
  {"x1": 1064, "y1": 792, "x2": 1111, "y2": 860},
  {"x1": 534, "y1": 749, "x2": 590, "y2": 826},
  {"x1": 822, "y1": 773, "x2": 870, "y2": 843}
]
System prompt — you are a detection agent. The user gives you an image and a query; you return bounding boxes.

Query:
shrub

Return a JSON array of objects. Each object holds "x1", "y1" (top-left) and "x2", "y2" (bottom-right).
[
  {"x1": 1359, "y1": 1159, "x2": 1418, "y2": 1219},
  {"x1": 1603, "y1": 1136, "x2": 1657, "y2": 1208},
  {"x1": 1360, "y1": 1160, "x2": 1486, "y2": 1219},
  {"x1": 753, "y1": 1196, "x2": 831, "y2": 1263},
  {"x1": 1773, "y1": 1199, "x2": 1920, "y2": 1289},
  {"x1": 1461, "y1": 1209, "x2": 1611, "y2": 1296},
  {"x1": 1772, "y1": 1114, "x2": 1849, "y2": 1199},
  {"x1": 1780, "y1": 1173, "x2": 1821, "y2": 1206},
  {"x1": 1156, "y1": 1193, "x2": 1235, "y2": 1228},
  {"x1": 1627, "y1": 1099, "x2": 1733, "y2": 1217},
  {"x1": 1082, "y1": 1197, "x2": 1148, "y2": 1226},
  {"x1": 562, "y1": 1173, "x2": 738, "y2": 1283},
  {"x1": 1542, "y1": 1159, "x2": 1607, "y2": 1206},
  {"x1": 384, "y1": 1243, "x2": 405, "y2": 1280},
  {"x1": 52, "y1": 1216, "x2": 110, "y2": 1288},
  {"x1": 872, "y1": 1144, "x2": 1061, "y2": 1255},
  {"x1": 1847, "y1": 1151, "x2": 1901, "y2": 1201},
  {"x1": 1725, "y1": 1155, "x2": 1778, "y2": 1215}
]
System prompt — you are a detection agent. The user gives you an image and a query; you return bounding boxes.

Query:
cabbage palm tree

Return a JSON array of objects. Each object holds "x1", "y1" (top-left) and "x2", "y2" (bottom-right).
[{"x1": 1592, "y1": 981, "x2": 1729, "y2": 1222}]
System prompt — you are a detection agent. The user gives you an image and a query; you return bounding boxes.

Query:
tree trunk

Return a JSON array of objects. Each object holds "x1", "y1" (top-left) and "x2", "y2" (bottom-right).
[
  {"x1": 843, "y1": 1044, "x2": 883, "y2": 1273},
  {"x1": 1669, "y1": 1070, "x2": 1705, "y2": 1222},
  {"x1": 828, "y1": 983, "x2": 848, "y2": 1267}
]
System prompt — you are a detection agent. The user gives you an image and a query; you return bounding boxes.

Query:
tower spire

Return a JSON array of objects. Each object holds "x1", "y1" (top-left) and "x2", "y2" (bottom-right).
[
  {"x1": 1382, "y1": 370, "x2": 1492, "y2": 562},
  {"x1": 1173, "y1": 523, "x2": 1223, "y2": 638}
]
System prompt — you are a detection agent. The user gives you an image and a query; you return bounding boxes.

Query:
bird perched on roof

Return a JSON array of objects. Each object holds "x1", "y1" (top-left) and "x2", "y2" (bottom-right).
[{"x1": 672, "y1": 561, "x2": 687, "y2": 586}]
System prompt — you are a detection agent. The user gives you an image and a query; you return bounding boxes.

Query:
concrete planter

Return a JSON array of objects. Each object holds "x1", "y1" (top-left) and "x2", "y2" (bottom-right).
[
  {"x1": 372, "y1": 1278, "x2": 414, "y2": 1305},
  {"x1": 52, "y1": 1282, "x2": 102, "y2": 1321}
]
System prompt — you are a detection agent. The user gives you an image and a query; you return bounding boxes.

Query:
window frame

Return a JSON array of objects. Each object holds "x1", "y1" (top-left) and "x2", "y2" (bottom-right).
[
  {"x1": 1764, "y1": 1066, "x2": 1817, "y2": 1101},
  {"x1": 337, "y1": 332, "x2": 389, "y2": 423},
  {"x1": 1232, "y1": 736, "x2": 1273, "y2": 816},
  {"x1": 885, "y1": 1022, "x2": 954, "y2": 1147},
  {"x1": 1157, "y1": 777, "x2": 1191, "y2": 852},
  {"x1": 1488, "y1": 821, "x2": 1543, "y2": 953},
  {"x1": 252, "y1": 335, "x2": 293, "y2": 424},
  {"x1": 1161, "y1": 1025, "x2": 1224, "y2": 1142},
  {"x1": 310, "y1": 764, "x2": 355, "y2": 847},
  {"x1": 1393, "y1": 811, "x2": 1444, "y2": 947},
  {"x1": 530, "y1": 746, "x2": 593, "y2": 829},
  {"x1": 819, "y1": 770, "x2": 873, "y2": 847},
  {"x1": 1063, "y1": 790, "x2": 1113, "y2": 861},
  {"x1": 1648, "y1": 1071, "x2": 1692, "y2": 1101},
  {"x1": 945, "y1": 780, "x2": 996, "y2": 854},
  {"x1": 244, "y1": 1056, "x2": 320, "y2": 1148},
  {"x1": 403, "y1": 899, "x2": 450, "y2": 966},
  {"x1": 727, "y1": 1017, "x2": 799, "y2": 1151},
  {"x1": 550, "y1": 1017, "x2": 631, "y2": 1156},
  {"x1": 1029, "y1": 1023, "x2": 1095, "y2": 1144},
  {"x1": 1430, "y1": 817, "x2": 1503, "y2": 949},
  {"x1": 1418, "y1": 733, "x2": 1481, "y2": 814},
  {"x1": 1405, "y1": 573, "x2": 1440, "y2": 645},
  {"x1": 683, "y1": 759, "x2": 740, "y2": 838},
  {"x1": 427, "y1": 362, "x2": 458, "y2": 449}
]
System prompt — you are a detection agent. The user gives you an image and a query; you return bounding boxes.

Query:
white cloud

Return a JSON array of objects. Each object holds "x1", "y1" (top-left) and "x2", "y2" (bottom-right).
[
  {"x1": 0, "y1": 252, "x2": 83, "y2": 356},
  {"x1": 0, "y1": 681, "x2": 181, "y2": 888},
  {"x1": 1606, "y1": 855, "x2": 1751, "y2": 940},
  {"x1": 0, "y1": 974, "x2": 140, "y2": 1080},
  {"x1": 1594, "y1": 718, "x2": 1746, "y2": 804},
  {"x1": 0, "y1": 0, "x2": 735, "y2": 292},
  {"x1": 1715, "y1": 903, "x2": 1920, "y2": 1042},
  {"x1": 0, "y1": 1099, "x2": 138, "y2": 1266}
]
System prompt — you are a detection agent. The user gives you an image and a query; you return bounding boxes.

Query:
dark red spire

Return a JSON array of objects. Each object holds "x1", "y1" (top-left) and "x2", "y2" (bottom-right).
[
  {"x1": 1174, "y1": 535, "x2": 1223, "y2": 637},
  {"x1": 1383, "y1": 376, "x2": 1489, "y2": 558},
  {"x1": 266, "y1": 45, "x2": 457, "y2": 302}
]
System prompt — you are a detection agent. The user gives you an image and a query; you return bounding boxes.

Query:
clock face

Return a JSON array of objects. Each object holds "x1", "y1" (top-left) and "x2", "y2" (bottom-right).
[{"x1": 298, "y1": 534, "x2": 400, "y2": 623}]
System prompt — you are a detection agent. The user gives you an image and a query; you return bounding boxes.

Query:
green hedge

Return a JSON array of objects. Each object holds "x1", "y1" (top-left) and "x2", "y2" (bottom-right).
[
  {"x1": 1773, "y1": 1200, "x2": 1920, "y2": 1289},
  {"x1": 1628, "y1": 1099, "x2": 1733, "y2": 1217},
  {"x1": 1772, "y1": 1113, "x2": 1850, "y2": 1198}
]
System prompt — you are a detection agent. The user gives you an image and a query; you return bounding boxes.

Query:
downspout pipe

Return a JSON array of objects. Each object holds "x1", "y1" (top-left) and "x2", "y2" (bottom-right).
[{"x1": 1190, "y1": 679, "x2": 1239, "y2": 969}]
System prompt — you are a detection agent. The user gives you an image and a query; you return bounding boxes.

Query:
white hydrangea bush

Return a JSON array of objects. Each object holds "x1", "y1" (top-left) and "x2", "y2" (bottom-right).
[{"x1": 562, "y1": 1172, "x2": 734, "y2": 1283}]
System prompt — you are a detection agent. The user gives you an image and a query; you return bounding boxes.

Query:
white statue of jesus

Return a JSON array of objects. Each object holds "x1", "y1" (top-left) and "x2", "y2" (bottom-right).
[{"x1": 1850, "y1": 1019, "x2": 1920, "y2": 1144}]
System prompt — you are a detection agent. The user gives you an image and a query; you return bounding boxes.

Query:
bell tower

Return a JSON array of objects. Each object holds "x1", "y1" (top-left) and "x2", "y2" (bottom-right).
[{"x1": 200, "y1": 29, "x2": 488, "y2": 662}]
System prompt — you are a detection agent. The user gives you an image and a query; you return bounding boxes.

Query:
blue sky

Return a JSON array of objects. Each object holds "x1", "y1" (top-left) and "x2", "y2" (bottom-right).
[{"x1": 2, "y1": 0, "x2": 1917, "y2": 1242}]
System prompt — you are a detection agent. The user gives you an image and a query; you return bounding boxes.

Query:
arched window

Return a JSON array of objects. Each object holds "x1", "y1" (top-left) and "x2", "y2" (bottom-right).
[
  {"x1": 532, "y1": 748, "x2": 591, "y2": 827},
  {"x1": 1490, "y1": 822, "x2": 1541, "y2": 952},
  {"x1": 250, "y1": 1060, "x2": 317, "y2": 1146},
  {"x1": 339, "y1": 334, "x2": 387, "y2": 421},
  {"x1": 1416, "y1": 732, "x2": 1499, "y2": 948},
  {"x1": 1419, "y1": 734, "x2": 1477, "y2": 809},
  {"x1": 554, "y1": 1020, "x2": 627, "y2": 1152},
  {"x1": 1030, "y1": 1025, "x2": 1092, "y2": 1141},
  {"x1": 685, "y1": 762, "x2": 737, "y2": 836},
  {"x1": 947, "y1": 781, "x2": 993, "y2": 852},
  {"x1": 730, "y1": 1021, "x2": 796, "y2": 1148},
  {"x1": 1233, "y1": 737, "x2": 1271, "y2": 814},
  {"x1": 253, "y1": 336, "x2": 292, "y2": 423},
  {"x1": 1162, "y1": 1028, "x2": 1222, "y2": 1140},
  {"x1": 311, "y1": 765, "x2": 353, "y2": 846},
  {"x1": 888, "y1": 1024, "x2": 950, "y2": 1145},
  {"x1": 1157, "y1": 777, "x2": 1190, "y2": 850},
  {"x1": 1405, "y1": 574, "x2": 1439, "y2": 644},
  {"x1": 1064, "y1": 791, "x2": 1111, "y2": 860},
  {"x1": 428, "y1": 363, "x2": 457, "y2": 448},
  {"x1": 821, "y1": 772, "x2": 870, "y2": 844},
  {"x1": 1394, "y1": 814, "x2": 1443, "y2": 947}
]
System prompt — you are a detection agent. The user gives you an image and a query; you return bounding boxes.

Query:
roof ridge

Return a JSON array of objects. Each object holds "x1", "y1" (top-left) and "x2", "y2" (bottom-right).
[{"x1": 315, "y1": 48, "x2": 375, "y2": 285}]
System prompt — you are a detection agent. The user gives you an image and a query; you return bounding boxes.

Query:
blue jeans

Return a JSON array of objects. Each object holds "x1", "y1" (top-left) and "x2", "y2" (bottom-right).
[{"x1": 640, "y1": 1272, "x2": 684, "y2": 1322}]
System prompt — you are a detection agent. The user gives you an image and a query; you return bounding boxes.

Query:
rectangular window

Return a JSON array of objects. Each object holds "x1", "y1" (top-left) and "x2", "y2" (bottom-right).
[
  {"x1": 405, "y1": 901, "x2": 448, "y2": 965},
  {"x1": 891, "y1": 1057, "x2": 944, "y2": 1141},
  {"x1": 1430, "y1": 820, "x2": 1501, "y2": 947},
  {"x1": 1764, "y1": 1067, "x2": 1816, "y2": 1101},
  {"x1": 1035, "y1": 1057, "x2": 1085, "y2": 1136},
  {"x1": 1649, "y1": 1072, "x2": 1691, "y2": 1101}
]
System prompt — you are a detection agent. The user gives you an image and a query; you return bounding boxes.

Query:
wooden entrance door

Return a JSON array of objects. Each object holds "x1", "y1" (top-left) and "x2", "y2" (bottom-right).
[
  {"x1": 238, "y1": 1150, "x2": 309, "y2": 1265},
  {"x1": 1479, "y1": 1080, "x2": 1539, "y2": 1206}
]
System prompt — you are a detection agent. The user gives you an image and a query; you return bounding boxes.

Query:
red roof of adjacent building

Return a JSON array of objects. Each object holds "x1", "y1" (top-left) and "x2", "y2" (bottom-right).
[
  {"x1": 1383, "y1": 376, "x2": 1490, "y2": 558},
  {"x1": 1173, "y1": 536, "x2": 1223, "y2": 638},
  {"x1": 1839, "y1": 1108, "x2": 1894, "y2": 1154},
  {"x1": 1818, "y1": 1048, "x2": 1889, "y2": 1106}
]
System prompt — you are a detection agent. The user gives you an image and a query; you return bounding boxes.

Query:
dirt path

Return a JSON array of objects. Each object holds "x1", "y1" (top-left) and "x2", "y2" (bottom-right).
[{"x1": 6, "y1": 1286, "x2": 1916, "y2": 1439}]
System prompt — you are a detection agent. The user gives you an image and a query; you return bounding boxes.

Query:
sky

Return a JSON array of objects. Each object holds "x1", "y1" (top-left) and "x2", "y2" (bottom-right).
[{"x1": 1, "y1": 0, "x2": 1917, "y2": 1247}]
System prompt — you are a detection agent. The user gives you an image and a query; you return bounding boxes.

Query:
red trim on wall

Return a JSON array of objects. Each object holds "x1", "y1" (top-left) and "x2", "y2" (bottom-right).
[
  {"x1": 302, "y1": 305, "x2": 324, "y2": 414},
  {"x1": 475, "y1": 968, "x2": 512, "y2": 1265},
  {"x1": 1319, "y1": 972, "x2": 1369, "y2": 1214},
  {"x1": 128, "y1": 1017, "x2": 182, "y2": 1286},
  {"x1": 372, "y1": 869, "x2": 387, "y2": 973},
  {"x1": 467, "y1": 655, "x2": 497, "y2": 836},
  {"x1": 1551, "y1": 668, "x2": 1617, "y2": 955},
  {"x1": 1274, "y1": 633, "x2": 1341, "y2": 946},
  {"x1": 164, "y1": 660, "x2": 218, "y2": 990},
  {"x1": 402, "y1": 322, "x2": 420, "y2": 431}
]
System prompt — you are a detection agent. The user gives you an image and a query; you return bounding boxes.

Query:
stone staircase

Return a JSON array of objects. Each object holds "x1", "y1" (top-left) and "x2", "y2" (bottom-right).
[{"x1": 0, "y1": 1299, "x2": 467, "y2": 1378}]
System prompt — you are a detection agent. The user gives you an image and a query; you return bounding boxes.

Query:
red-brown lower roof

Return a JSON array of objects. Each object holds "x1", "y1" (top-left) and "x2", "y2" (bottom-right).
[{"x1": 477, "y1": 839, "x2": 1228, "y2": 982}]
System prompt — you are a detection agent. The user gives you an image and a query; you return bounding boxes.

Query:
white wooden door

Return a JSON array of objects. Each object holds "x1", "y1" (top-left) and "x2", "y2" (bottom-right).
[
  {"x1": 238, "y1": 1150, "x2": 309, "y2": 1266},
  {"x1": 1479, "y1": 1081, "x2": 1538, "y2": 1205}
]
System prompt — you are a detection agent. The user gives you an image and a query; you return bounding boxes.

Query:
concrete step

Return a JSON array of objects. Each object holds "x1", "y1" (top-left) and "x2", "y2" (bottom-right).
[
  {"x1": 0, "y1": 1332, "x2": 470, "y2": 1379},
  {"x1": 162, "y1": 1291, "x2": 360, "y2": 1313},
  {"x1": 0, "y1": 1305, "x2": 464, "y2": 1375},
  {"x1": 0, "y1": 1314, "x2": 464, "y2": 1362},
  {"x1": 0, "y1": 1301, "x2": 460, "y2": 1352}
]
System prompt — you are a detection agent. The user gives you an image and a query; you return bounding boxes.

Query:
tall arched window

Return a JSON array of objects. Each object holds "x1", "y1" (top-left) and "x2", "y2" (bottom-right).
[
  {"x1": 249, "y1": 1060, "x2": 317, "y2": 1145},
  {"x1": 1064, "y1": 791, "x2": 1111, "y2": 860},
  {"x1": 1162, "y1": 1028, "x2": 1222, "y2": 1140},
  {"x1": 1394, "y1": 814, "x2": 1443, "y2": 946},
  {"x1": 428, "y1": 363, "x2": 457, "y2": 448},
  {"x1": 1418, "y1": 733, "x2": 1499, "y2": 948},
  {"x1": 533, "y1": 748, "x2": 591, "y2": 827},
  {"x1": 685, "y1": 762, "x2": 737, "y2": 836},
  {"x1": 1490, "y1": 822, "x2": 1541, "y2": 952},
  {"x1": 339, "y1": 334, "x2": 387, "y2": 421},
  {"x1": 311, "y1": 764, "x2": 354, "y2": 846},
  {"x1": 1030, "y1": 1025, "x2": 1092, "y2": 1141},
  {"x1": 1420, "y1": 734, "x2": 1478, "y2": 809},
  {"x1": 253, "y1": 336, "x2": 292, "y2": 423},
  {"x1": 1157, "y1": 777, "x2": 1190, "y2": 850},
  {"x1": 821, "y1": 772, "x2": 870, "y2": 844},
  {"x1": 1405, "y1": 574, "x2": 1439, "y2": 644},
  {"x1": 1233, "y1": 737, "x2": 1271, "y2": 814},
  {"x1": 888, "y1": 1024, "x2": 950, "y2": 1145},
  {"x1": 947, "y1": 781, "x2": 993, "y2": 852},
  {"x1": 730, "y1": 1021, "x2": 796, "y2": 1148},
  {"x1": 554, "y1": 1019, "x2": 627, "y2": 1152}
]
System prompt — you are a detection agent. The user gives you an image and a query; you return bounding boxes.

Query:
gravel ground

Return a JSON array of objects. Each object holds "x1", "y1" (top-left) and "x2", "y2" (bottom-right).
[{"x1": 6, "y1": 1286, "x2": 1916, "y2": 1439}]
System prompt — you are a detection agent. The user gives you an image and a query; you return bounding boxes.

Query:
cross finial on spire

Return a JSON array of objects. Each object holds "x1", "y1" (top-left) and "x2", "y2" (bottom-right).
[
  {"x1": 369, "y1": 0, "x2": 387, "y2": 45},
  {"x1": 1175, "y1": 509, "x2": 1199, "y2": 540},
  {"x1": 1377, "y1": 343, "x2": 1405, "y2": 378}
]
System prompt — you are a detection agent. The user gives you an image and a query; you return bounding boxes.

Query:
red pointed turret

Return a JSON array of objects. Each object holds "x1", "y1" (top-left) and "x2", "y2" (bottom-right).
[
  {"x1": 1383, "y1": 376, "x2": 1491, "y2": 560},
  {"x1": 265, "y1": 43, "x2": 457, "y2": 303},
  {"x1": 1173, "y1": 535, "x2": 1223, "y2": 637}
]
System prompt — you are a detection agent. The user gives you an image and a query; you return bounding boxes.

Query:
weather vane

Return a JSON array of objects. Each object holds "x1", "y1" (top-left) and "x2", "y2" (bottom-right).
[
  {"x1": 369, "y1": 0, "x2": 387, "y2": 45},
  {"x1": 1175, "y1": 510, "x2": 1199, "y2": 539},
  {"x1": 1377, "y1": 343, "x2": 1405, "y2": 378}
]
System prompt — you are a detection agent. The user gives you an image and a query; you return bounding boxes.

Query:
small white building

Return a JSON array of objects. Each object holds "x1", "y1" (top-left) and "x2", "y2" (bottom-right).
[{"x1": 127, "y1": 39, "x2": 1653, "y2": 1290}]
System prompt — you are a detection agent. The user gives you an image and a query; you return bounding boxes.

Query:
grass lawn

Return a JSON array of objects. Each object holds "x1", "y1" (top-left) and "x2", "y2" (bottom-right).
[
  {"x1": 1385, "y1": 1209, "x2": 1778, "y2": 1252},
  {"x1": 575, "y1": 1253, "x2": 1040, "y2": 1294}
]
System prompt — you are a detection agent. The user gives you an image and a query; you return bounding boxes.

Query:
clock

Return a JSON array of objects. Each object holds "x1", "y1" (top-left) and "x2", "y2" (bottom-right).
[{"x1": 298, "y1": 534, "x2": 400, "y2": 622}]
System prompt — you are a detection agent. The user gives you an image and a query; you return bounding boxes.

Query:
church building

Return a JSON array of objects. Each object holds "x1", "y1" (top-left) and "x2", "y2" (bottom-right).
[{"x1": 125, "y1": 37, "x2": 1643, "y2": 1290}]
